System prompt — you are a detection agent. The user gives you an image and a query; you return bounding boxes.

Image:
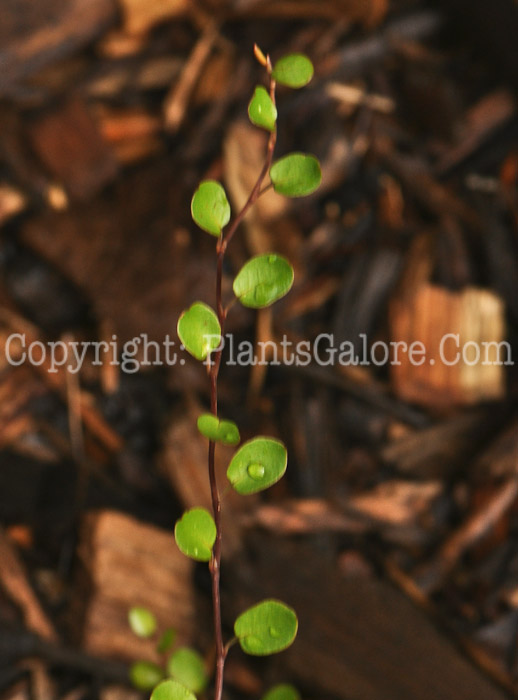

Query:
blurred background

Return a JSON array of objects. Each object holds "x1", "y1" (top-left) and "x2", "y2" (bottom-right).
[{"x1": 0, "y1": 0, "x2": 518, "y2": 698}]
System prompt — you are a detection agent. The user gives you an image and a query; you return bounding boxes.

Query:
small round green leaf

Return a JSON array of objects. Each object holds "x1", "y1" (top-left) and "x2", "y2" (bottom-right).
[
  {"x1": 129, "y1": 661, "x2": 164, "y2": 691},
  {"x1": 234, "y1": 599, "x2": 298, "y2": 656},
  {"x1": 227, "y1": 437, "x2": 287, "y2": 495},
  {"x1": 174, "y1": 507, "x2": 216, "y2": 562},
  {"x1": 262, "y1": 684, "x2": 301, "y2": 700},
  {"x1": 233, "y1": 254, "x2": 294, "y2": 309},
  {"x1": 128, "y1": 606, "x2": 157, "y2": 638},
  {"x1": 151, "y1": 680, "x2": 196, "y2": 700},
  {"x1": 197, "y1": 413, "x2": 240, "y2": 445},
  {"x1": 177, "y1": 302, "x2": 221, "y2": 361},
  {"x1": 270, "y1": 153, "x2": 321, "y2": 197},
  {"x1": 157, "y1": 627, "x2": 177, "y2": 654},
  {"x1": 167, "y1": 647, "x2": 208, "y2": 694},
  {"x1": 272, "y1": 54, "x2": 314, "y2": 88},
  {"x1": 191, "y1": 180, "x2": 231, "y2": 236},
  {"x1": 248, "y1": 86, "x2": 277, "y2": 132}
]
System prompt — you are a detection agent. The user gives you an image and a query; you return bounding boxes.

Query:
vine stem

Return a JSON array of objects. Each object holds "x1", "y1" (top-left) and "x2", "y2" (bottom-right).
[{"x1": 207, "y1": 70, "x2": 277, "y2": 700}]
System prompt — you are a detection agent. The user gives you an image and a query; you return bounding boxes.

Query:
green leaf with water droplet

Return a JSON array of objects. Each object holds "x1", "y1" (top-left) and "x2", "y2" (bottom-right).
[
  {"x1": 272, "y1": 54, "x2": 314, "y2": 88},
  {"x1": 270, "y1": 153, "x2": 321, "y2": 198},
  {"x1": 234, "y1": 599, "x2": 298, "y2": 656},
  {"x1": 262, "y1": 684, "x2": 301, "y2": 700},
  {"x1": 130, "y1": 661, "x2": 164, "y2": 690},
  {"x1": 174, "y1": 508, "x2": 216, "y2": 562},
  {"x1": 227, "y1": 437, "x2": 287, "y2": 495},
  {"x1": 177, "y1": 302, "x2": 221, "y2": 361},
  {"x1": 197, "y1": 413, "x2": 240, "y2": 445},
  {"x1": 191, "y1": 180, "x2": 231, "y2": 236},
  {"x1": 233, "y1": 254, "x2": 294, "y2": 309},
  {"x1": 167, "y1": 647, "x2": 208, "y2": 694},
  {"x1": 248, "y1": 86, "x2": 277, "y2": 132},
  {"x1": 128, "y1": 606, "x2": 157, "y2": 638},
  {"x1": 157, "y1": 627, "x2": 176, "y2": 654},
  {"x1": 151, "y1": 680, "x2": 197, "y2": 700}
]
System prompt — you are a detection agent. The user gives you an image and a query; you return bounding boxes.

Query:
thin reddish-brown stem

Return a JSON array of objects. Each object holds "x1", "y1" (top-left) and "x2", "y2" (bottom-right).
[{"x1": 207, "y1": 73, "x2": 277, "y2": 700}]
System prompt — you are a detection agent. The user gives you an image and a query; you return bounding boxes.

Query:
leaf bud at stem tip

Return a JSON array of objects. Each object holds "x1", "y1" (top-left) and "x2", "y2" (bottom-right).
[{"x1": 253, "y1": 43, "x2": 268, "y2": 67}]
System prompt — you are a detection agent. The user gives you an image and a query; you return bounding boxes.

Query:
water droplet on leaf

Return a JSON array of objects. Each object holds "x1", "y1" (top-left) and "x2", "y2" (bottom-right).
[
  {"x1": 247, "y1": 463, "x2": 265, "y2": 480},
  {"x1": 269, "y1": 626, "x2": 281, "y2": 638},
  {"x1": 268, "y1": 255, "x2": 277, "y2": 263}
]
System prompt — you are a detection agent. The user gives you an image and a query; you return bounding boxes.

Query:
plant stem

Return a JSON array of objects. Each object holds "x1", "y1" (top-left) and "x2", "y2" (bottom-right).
[
  {"x1": 218, "y1": 80, "x2": 277, "y2": 258},
  {"x1": 207, "y1": 73, "x2": 277, "y2": 700}
]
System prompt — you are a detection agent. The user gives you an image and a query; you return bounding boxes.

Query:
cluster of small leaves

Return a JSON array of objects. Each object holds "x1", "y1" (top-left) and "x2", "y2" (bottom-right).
[
  {"x1": 128, "y1": 608, "x2": 208, "y2": 695},
  {"x1": 171, "y1": 48, "x2": 321, "y2": 700},
  {"x1": 129, "y1": 607, "x2": 300, "y2": 700},
  {"x1": 178, "y1": 50, "x2": 321, "y2": 357},
  {"x1": 150, "y1": 679, "x2": 300, "y2": 700}
]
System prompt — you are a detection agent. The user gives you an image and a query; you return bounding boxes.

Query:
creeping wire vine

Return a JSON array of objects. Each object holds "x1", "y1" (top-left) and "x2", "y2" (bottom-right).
[{"x1": 144, "y1": 47, "x2": 321, "y2": 700}]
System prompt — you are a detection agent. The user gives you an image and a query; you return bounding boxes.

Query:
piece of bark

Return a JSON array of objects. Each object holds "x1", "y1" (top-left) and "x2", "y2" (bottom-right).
[
  {"x1": 0, "y1": 185, "x2": 26, "y2": 226},
  {"x1": 61, "y1": 689, "x2": 88, "y2": 700},
  {"x1": 473, "y1": 419, "x2": 518, "y2": 480},
  {"x1": 72, "y1": 510, "x2": 195, "y2": 662},
  {"x1": 86, "y1": 57, "x2": 181, "y2": 98},
  {"x1": 119, "y1": 0, "x2": 188, "y2": 35},
  {"x1": 0, "y1": 528, "x2": 57, "y2": 642},
  {"x1": 338, "y1": 397, "x2": 391, "y2": 445},
  {"x1": 19, "y1": 157, "x2": 214, "y2": 350},
  {"x1": 284, "y1": 362, "x2": 429, "y2": 428},
  {"x1": 0, "y1": 625, "x2": 130, "y2": 682},
  {"x1": 24, "y1": 56, "x2": 89, "y2": 103},
  {"x1": 348, "y1": 479, "x2": 442, "y2": 527},
  {"x1": 163, "y1": 20, "x2": 220, "y2": 132},
  {"x1": 96, "y1": 30, "x2": 149, "y2": 58},
  {"x1": 321, "y1": 9, "x2": 442, "y2": 78},
  {"x1": 22, "y1": 660, "x2": 56, "y2": 700},
  {"x1": 477, "y1": 214, "x2": 518, "y2": 326},
  {"x1": 283, "y1": 275, "x2": 341, "y2": 321},
  {"x1": 332, "y1": 246, "x2": 403, "y2": 352},
  {"x1": 193, "y1": 50, "x2": 234, "y2": 106},
  {"x1": 375, "y1": 140, "x2": 483, "y2": 231},
  {"x1": 415, "y1": 477, "x2": 518, "y2": 594},
  {"x1": 0, "y1": 414, "x2": 36, "y2": 452},
  {"x1": 435, "y1": 90, "x2": 515, "y2": 174},
  {"x1": 243, "y1": 485, "x2": 440, "y2": 546},
  {"x1": 241, "y1": 499, "x2": 368, "y2": 535},
  {"x1": 234, "y1": 0, "x2": 387, "y2": 26},
  {"x1": 381, "y1": 408, "x2": 503, "y2": 479},
  {"x1": 0, "y1": 311, "x2": 122, "y2": 456},
  {"x1": 228, "y1": 539, "x2": 509, "y2": 700},
  {"x1": 3, "y1": 680, "x2": 29, "y2": 700},
  {"x1": 327, "y1": 82, "x2": 395, "y2": 114},
  {"x1": 97, "y1": 107, "x2": 162, "y2": 164},
  {"x1": 0, "y1": 0, "x2": 117, "y2": 95},
  {"x1": 100, "y1": 687, "x2": 140, "y2": 700},
  {"x1": 27, "y1": 98, "x2": 118, "y2": 201},
  {"x1": 390, "y1": 284, "x2": 506, "y2": 408},
  {"x1": 0, "y1": 109, "x2": 50, "y2": 200}
]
